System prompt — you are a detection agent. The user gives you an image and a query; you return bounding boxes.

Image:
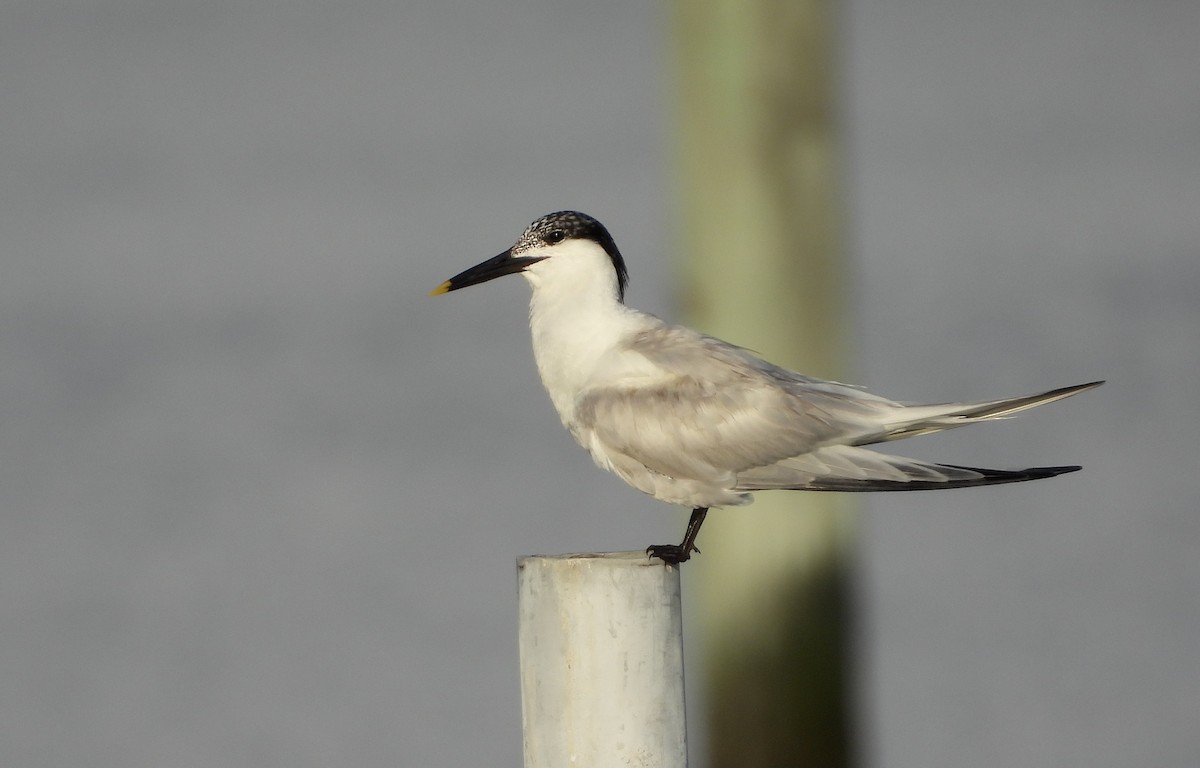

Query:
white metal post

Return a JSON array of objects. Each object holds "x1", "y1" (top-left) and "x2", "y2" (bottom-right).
[{"x1": 517, "y1": 552, "x2": 688, "y2": 768}]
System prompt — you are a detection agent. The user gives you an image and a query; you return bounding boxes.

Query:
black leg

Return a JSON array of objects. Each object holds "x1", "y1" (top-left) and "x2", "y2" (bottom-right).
[{"x1": 647, "y1": 507, "x2": 709, "y2": 565}]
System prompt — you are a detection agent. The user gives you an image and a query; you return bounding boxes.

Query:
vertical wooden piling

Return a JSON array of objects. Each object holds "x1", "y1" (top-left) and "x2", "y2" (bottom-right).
[{"x1": 518, "y1": 552, "x2": 688, "y2": 768}]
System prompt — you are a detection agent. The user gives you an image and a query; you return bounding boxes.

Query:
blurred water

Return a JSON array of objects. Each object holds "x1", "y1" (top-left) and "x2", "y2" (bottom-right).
[{"x1": 0, "y1": 1, "x2": 1195, "y2": 766}]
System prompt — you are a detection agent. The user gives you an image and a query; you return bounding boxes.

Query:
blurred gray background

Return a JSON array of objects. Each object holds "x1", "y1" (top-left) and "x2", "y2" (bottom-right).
[{"x1": 1, "y1": 1, "x2": 1196, "y2": 766}]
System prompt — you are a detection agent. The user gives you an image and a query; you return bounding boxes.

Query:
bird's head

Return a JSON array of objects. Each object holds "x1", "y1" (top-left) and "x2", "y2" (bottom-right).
[{"x1": 430, "y1": 211, "x2": 629, "y2": 302}]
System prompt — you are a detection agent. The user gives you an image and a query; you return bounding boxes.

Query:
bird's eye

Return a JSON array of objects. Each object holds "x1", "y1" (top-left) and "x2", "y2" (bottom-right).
[{"x1": 544, "y1": 230, "x2": 566, "y2": 244}]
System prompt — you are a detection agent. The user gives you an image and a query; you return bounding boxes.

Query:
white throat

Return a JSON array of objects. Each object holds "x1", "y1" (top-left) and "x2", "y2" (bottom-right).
[{"x1": 520, "y1": 240, "x2": 640, "y2": 431}]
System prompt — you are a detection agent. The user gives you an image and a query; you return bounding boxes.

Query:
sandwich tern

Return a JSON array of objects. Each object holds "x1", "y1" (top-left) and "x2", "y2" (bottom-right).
[{"x1": 431, "y1": 211, "x2": 1101, "y2": 564}]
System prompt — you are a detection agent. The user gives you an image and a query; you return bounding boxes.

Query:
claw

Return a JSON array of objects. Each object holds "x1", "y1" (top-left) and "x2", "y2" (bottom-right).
[{"x1": 646, "y1": 543, "x2": 695, "y2": 565}]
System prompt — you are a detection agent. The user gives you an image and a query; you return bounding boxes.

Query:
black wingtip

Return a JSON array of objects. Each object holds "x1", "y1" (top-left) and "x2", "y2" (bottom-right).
[
  {"x1": 1062, "y1": 380, "x2": 1105, "y2": 396},
  {"x1": 1031, "y1": 464, "x2": 1083, "y2": 479},
  {"x1": 945, "y1": 464, "x2": 1083, "y2": 481},
  {"x1": 805, "y1": 463, "x2": 1085, "y2": 492}
]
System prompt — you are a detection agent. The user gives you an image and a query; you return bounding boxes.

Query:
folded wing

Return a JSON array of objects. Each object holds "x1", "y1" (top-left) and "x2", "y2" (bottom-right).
[{"x1": 574, "y1": 319, "x2": 1100, "y2": 494}]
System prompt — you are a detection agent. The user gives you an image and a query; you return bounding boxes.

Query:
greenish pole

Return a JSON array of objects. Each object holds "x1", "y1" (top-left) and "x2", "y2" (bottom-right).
[{"x1": 671, "y1": 1, "x2": 856, "y2": 765}]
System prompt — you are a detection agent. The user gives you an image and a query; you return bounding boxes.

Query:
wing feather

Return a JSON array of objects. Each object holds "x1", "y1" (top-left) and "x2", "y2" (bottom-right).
[
  {"x1": 571, "y1": 319, "x2": 1099, "y2": 502},
  {"x1": 574, "y1": 323, "x2": 896, "y2": 481}
]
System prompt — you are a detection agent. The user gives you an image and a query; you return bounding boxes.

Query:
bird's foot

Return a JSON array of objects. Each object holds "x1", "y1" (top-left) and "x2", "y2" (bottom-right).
[
  {"x1": 645, "y1": 543, "x2": 699, "y2": 565},
  {"x1": 647, "y1": 507, "x2": 708, "y2": 565}
]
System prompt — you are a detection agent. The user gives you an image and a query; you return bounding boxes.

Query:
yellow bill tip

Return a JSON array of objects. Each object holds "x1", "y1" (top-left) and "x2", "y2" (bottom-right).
[{"x1": 429, "y1": 281, "x2": 451, "y2": 296}]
